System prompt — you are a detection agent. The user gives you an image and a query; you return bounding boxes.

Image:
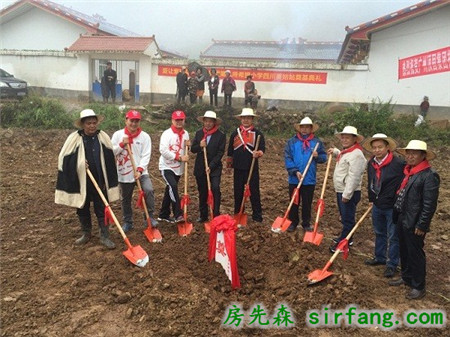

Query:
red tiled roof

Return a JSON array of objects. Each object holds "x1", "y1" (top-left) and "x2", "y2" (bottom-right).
[
  {"x1": 67, "y1": 36, "x2": 156, "y2": 53},
  {"x1": 338, "y1": 0, "x2": 449, "y2": 64}
]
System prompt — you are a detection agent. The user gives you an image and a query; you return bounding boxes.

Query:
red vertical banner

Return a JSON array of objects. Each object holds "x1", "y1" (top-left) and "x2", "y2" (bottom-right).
[{"x1": 398, "y1": 46, "x2": 450, "y2": 79}]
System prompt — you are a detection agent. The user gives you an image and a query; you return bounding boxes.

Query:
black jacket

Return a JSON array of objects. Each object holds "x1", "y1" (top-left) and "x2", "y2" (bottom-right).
[
  {"x1": 227, "y1": 128, "x2": 265, "y2": 171},
  {"x1": 367, "y1": 154, "x2": 405, "y2": 209},
  {"x1": 191, "y1": 128, "x2": 226, "y2": 177},
  {"x1": 396, "y1": 168, "x2": 440, "y2": 232}
]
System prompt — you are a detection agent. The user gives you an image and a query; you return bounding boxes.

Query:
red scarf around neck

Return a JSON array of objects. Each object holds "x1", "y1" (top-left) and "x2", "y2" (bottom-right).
[
  {"x1": 171, "y1": 125, "x2": 186, "y2": 157},
  {"x1": 124, "y1": 127, "x2": 142, "y2": 144},
  {"x1": 397, "y1": 160, "x2": 431, "y2": 193},
  {"x1": 371, "y1": 151, "x2": 393, "y2": 180},
  {"x1": 296, "y1": 133, "x2": 314, "y2": 150},
  {"x1": 337, "y1": 143, "x2": 363, "y2": 162},
  {"x1": 239, "y1": 125, "x2": 254, "y2": 150},
  {"x1": 202, "y1": 125, "x2": 218, "y2": 140}
]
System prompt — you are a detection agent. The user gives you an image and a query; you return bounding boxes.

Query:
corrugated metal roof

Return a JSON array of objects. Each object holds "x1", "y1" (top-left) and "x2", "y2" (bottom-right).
[
  {"x1": 200, "y1": 40, "x2": 342, "y2": 61},
  {"x1": 67, "y1": 36, "x2": 155, "y2": 53}
]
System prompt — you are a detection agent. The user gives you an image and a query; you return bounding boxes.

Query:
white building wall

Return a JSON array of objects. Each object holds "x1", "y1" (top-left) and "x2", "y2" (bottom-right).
[
  {"x1": 366, "y1": 6, "x2": 450, "y2": 107},
  {"x1": 0, "y1": 7, "x2": 86, "y2": 50}
]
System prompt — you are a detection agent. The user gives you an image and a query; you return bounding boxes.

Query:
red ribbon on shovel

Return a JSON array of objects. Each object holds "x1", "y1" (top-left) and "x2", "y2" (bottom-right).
[
  {"x1": 337, "y1": 239, "x2": 349, "y2": 260},
  {"x1": 243, "y1": 184, "x2": 251, "y2": 198},
  {"x1": 136, "y1": 190, "x2": 145, "y2": 209},
  {"x1": 292, "y1": 188, "x2": 300, "y2": 205},
  {"x1": 207, "y1": 190, "x2": 214, "y2": 208},
  {"x1": 104, "y1": 207, "x2": 114, "y2": 226},
  {"x1": 315, "y1": 199, "x2": 325, "y2": 217},
  {"x1": 181, "y1": 194, "x2": 191, "y2": 209}
]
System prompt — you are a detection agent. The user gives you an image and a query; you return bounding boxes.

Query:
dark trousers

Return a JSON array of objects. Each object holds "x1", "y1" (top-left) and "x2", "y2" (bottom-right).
[
  {"x1": 398, "y1": 221, "x2": 426, "y2": 290},
  {"x1": 372, "y1": 205, "x2": 399, "y2": 268},
  {"x1": 76, "y1": 185, "x2": 105, "y2": 222},
  {"x1": 288, "y1": 184, "x2": 315, "y2": 229},
  {"x1": 104, "y1": 83, "x2": 116, "y2": 100},
  {"x1": 159, "y1": 170, "x2": 182, "y2": 219},
  {"x1": 336, "y1": 191, "x2": 361, "y2": 241},
  {"x1": 196, "y1": 174, "x2": 221, "y2": 219},
  {"x1": 177, "y1": 90, "x2": 186, "y2": 103},
  {"x1": 224, "y1": 94, "x2": 232, "y2": 106},
  {"x1": 189, "y1": 93, "x2": 197, "y2": 104},
  {"x1": 209, "y1": 89, "x2": 218, "y2": 106},
  {"x1": 233, "y1": 168, "x2": 262, "y2": 220}
]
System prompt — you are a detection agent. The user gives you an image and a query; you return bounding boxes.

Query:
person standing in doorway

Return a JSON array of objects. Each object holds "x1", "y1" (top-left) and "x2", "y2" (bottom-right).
[
  {"x1": 221, "y1": 70, "x2": 236, "y2": 107},
  {"x1": 103, "y1": 61, "x2": 117, "y2": 103}
]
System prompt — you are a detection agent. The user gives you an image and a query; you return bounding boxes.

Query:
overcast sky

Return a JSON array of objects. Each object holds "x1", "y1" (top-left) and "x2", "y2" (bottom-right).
[{"x1": 1, "y1": 0, "x2": 421, "y2": 57}]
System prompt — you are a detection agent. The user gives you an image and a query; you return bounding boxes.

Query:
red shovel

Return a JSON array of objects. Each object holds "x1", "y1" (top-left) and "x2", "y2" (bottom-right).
[
  {"x1": 303, "y1": 154, "x2": 332, "y2": 245},
  {"x1": 271, "y1": 143, "x2": 319, "y2": 233},
  {"x1": 307, "y1": 205, "x2": 373, "y2": 285},
  {"x1": 126, "y1": 144, "x2": 162, "y2": 243},
  {"x1": 179, "y1": 142, "x2": 193, "y2": 236},
  {"x1": 234, "y1": 135, "x2": 261, "y2": 227},
  {"x1": 86, "y1": 168, "x2": 149, "y2": 268},
  {"x1": 203, "y1": 147, "x2": 214, "y2": 233}
]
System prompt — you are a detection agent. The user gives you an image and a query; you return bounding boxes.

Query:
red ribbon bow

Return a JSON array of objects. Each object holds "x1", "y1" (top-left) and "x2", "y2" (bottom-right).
[
  {"x1": 180, "y1": 194, "x2": 191, "y2": 209},
  {"x1": 337, "y1": 239, "x2": 349, "y2": 260},
  {"x1": 104, "y1": 207, "x2": 114, "y2": 226},
  {"x1": 136, "y1": 190, "x2": 145, "y2": 209}
]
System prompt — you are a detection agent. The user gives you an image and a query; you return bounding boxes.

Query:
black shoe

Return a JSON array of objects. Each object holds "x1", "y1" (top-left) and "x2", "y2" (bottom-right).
[
  {"x1": 196, "y1": 217, "x2": 208, "y2": 223},
  {"x1": 252, "y1": 216, "x2": 263, "y2": 223},
  {"x1": 157, "y1": 216, "x2": 174, "y2": 223},
  {"x1": 329, "y1": 243, "x2": 338, "y2": 253},
  {"x1": 406, "y1": 288, "x2": 426, "y2": 300},
  {"x1": 365, "y1": 258, "x2": 386, "y2": 266},
  {"x1": 388, "y1": 278, "x2": 405, "y2": 286},
  {"x1": 287, "y1": 224, "x2": 297, "y2": 232},
  {"x1": 332, "y1": 237, "x2": 353, "y2": 246},
  {"x1": 384, "y1": 266, "x2": 396, "y2": 278},
  {"x1": 303, "y1": 225, "x2": 313, "y2": 232}
]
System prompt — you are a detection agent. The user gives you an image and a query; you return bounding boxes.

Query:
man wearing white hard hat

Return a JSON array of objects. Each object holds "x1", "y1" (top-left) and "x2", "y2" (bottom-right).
[
  {"x1": 191, "y1": 111, "x2": 226, "y2": 222},
  {"x1": 363, "y1": 133, "x2": 405, "y2": 278},
  {"x1": 327, "y1": 126, "x2": 366, "y2": 253},
  {"x1": 389, "y1": 140, "x2": 440, "y2": 300},
  {"x1": 283, "y1": 117, "x2": 327, "y2": 233},
  {"x1": 227, "y1": 108, "x2": 265, "y2": 222},
  {"x1": 55, "y1": 109, "x2": 119, "y2": 249}
]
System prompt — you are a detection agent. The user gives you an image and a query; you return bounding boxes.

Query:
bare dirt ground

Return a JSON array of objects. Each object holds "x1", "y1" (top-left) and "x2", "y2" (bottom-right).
[{"x1": 1, "y1": 128, "x2": 449, "y2": 337}]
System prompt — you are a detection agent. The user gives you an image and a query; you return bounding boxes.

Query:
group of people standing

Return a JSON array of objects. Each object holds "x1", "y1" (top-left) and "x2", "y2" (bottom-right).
[
  {"x1": 176, "y1": 67, "x2": 259, "y2": 108},
  {"x1": 55, "y1": 107, "x2": 439, "y2": 301}
]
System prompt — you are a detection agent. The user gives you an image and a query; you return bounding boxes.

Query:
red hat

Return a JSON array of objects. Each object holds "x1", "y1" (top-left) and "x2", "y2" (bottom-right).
[
  {"x1": 172, "y1": 110, "x2": 186, "y2": 120},
  {"x1": 126, "y1": 110, "x2": 141, "y2": 120}
]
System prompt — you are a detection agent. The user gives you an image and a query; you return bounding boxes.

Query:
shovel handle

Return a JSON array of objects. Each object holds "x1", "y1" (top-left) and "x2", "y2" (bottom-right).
[
  {"x1": 86, "y1": 168, "x2": 129, "y2": 242},
  {"x1": 126, "y1": 144, "x2": 152, "y2": 221},
  {"x1": 344, "y1": 204, "x2": 373, "y2": 241},
  {"x1": 319, "y1": 154, "x2": 332, "y2": 200},
  {"x1": 246, "y1": 135, "x2": 261, "y2": 185},
  {"x1": 284, "y1": 142, "x2": 319, "y2": 213},
  {"x1": 203, "y1": 147, "x2": 214, "y2": 217},
  {"x1": 184, "y1": 143, "x2": 189, "y2": 213}
]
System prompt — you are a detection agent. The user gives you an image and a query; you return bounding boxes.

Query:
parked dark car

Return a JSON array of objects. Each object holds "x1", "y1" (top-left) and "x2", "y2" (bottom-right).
[{"x1": 0, "y1": 68, "x2": 28, "y2": 99}]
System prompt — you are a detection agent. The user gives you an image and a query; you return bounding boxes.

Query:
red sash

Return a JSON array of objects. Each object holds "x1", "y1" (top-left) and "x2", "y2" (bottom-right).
[
  {"x1": 124, "y1": 127, "x2": 142, "y2": 144},
  {"x1": 371, "y1": 151, "x2": 393, "y2": 181},
  {"x1": 202, "y1": 125, "x2": 218, "y2": 140},
  {"x1": 337, "y1": 143, "x2": 363, "y2": 163},
  {"x1": 296, "y1": 133, "x2": 314, "y2": 150},
  {"x1": 397, "y1": 160, "x2": 431, "y2": 193}
]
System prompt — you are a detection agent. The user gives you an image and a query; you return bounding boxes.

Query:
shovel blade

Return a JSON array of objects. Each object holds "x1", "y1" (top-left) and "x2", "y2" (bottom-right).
[
  {"x1": 307, "y1": 269, "x2": 333, "y2": 285},
  {"x1": 204, "y1": 222, "x2": 211, "y2": 233},
  {"x1": 303, "y1": 231, "x2": 324, "y2": 246},
  {"x1": 143, "y1": 227, "x2": 163, "y2": 243},
  {"x1": 122, "y1": 245, "x2": 149, "y2": 268},
  {"x1": 234, "y1": 212, "x2": 247, "y2": 228},
  {"x1": 178, "y1": 221, "x2": 193, "y2": 237},
  {"x1": 271, "y1": 217, "x2": 291, "y2": 232}
]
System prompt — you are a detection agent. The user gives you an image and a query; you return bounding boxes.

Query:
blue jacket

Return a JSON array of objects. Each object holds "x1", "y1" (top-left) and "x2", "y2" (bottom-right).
[{"x1": 284, "y1": 135, "x2": 327, "y2": 185}]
